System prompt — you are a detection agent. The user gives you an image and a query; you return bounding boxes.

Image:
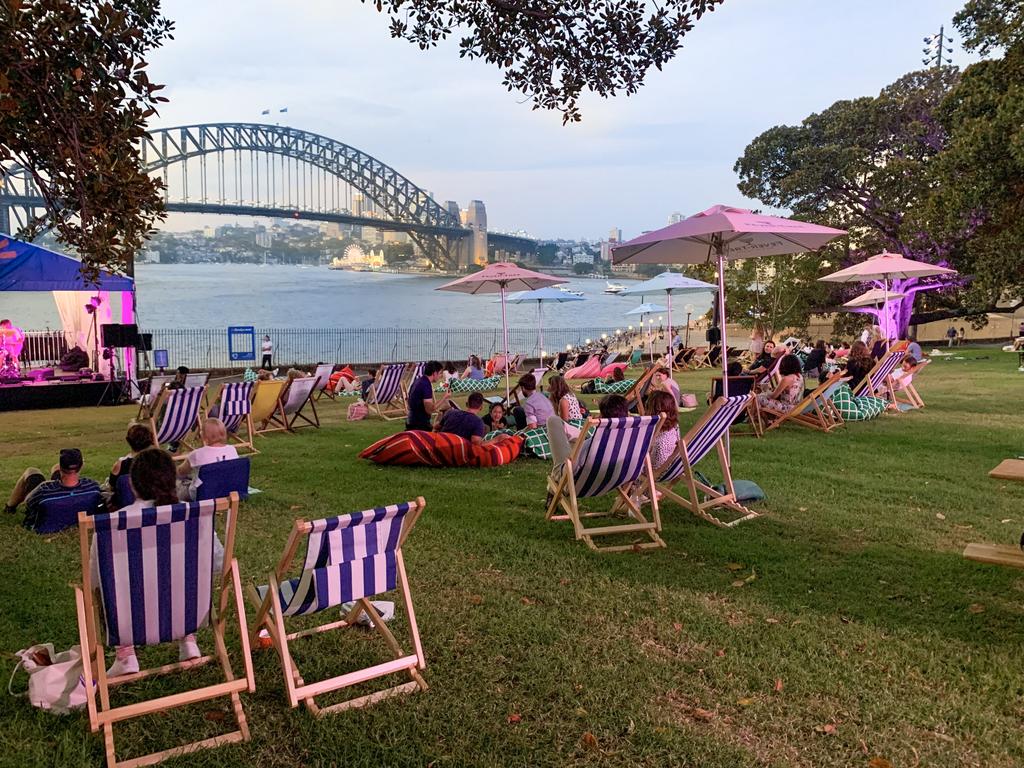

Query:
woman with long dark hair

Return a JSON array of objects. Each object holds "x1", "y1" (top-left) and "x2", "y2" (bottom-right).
[
  {"x1": 844, "y1": 340, "x2": 874, "y2": 391},
  {"x1": 547, "y1": 374, "x2": 582, "y2": 422}
]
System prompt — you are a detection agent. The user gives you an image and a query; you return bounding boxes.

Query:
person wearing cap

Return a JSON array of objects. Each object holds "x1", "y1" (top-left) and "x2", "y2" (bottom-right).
[{"x1": 5, "y1": 448, "x2": 103, "y2": 528}]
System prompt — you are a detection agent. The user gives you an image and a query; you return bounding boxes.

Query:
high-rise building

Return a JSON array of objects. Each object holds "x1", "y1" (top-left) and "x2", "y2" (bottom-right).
[
  {"x1": 352, "y1": 193, "x2": 364, "y2": 217},
  {"x1": 668, "y1": 211, "x2": 684, "y2": 225},
  {"x1": 609, "y1": 227, "x2": 622, "y2": 243}
]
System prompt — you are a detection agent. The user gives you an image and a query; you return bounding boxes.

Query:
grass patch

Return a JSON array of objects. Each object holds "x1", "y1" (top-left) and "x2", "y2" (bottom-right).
[{"x1": 1, "y1": 349, "x2": 1023, "y2": 767}]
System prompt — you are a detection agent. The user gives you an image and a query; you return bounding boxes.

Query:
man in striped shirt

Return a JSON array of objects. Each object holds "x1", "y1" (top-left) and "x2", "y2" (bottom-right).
[{"x1": 6, "y1": 448, "x2": 104, "y2": 529}]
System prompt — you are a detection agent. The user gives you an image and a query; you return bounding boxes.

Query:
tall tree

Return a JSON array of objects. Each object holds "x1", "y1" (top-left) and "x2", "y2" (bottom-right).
[
  {"x1": 925, "y1": 0, "x2": 1024, "y2": 316},
  {"x1": 365, "y1": 0, "x2": 723, "y2": 123},
  {"x1": 734, "y1": 68, "x2": 970, "y2": 338},
  {"x1": 0, "y1": 0, "x2": 173, "y2": 282}
]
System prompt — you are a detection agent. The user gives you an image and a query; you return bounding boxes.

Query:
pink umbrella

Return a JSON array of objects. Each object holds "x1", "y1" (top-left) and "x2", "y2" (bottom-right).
[
  {"x1": 611, "y1": 204, "x2": 847, "y2": 394},
  {"x1": 820, "y1": 252, "x2": 956, "y2": 345},
  {"x1": 438, "y1": 262, "x2": 565, "y2": 401}
]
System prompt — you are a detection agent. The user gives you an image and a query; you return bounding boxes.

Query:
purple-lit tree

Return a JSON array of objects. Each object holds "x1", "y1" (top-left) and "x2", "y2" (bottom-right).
[{"x1": 734, "y1": 68, "x2": 974, "y2": 338}]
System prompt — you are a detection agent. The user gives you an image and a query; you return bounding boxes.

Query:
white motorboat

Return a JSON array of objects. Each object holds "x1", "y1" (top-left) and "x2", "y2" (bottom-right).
[
  {"x1": 604, "y1": 281, "x2": 626, "y2": 294},
  {"x1": 557, "y1": 285, "x2": 585, "y2": 297}
]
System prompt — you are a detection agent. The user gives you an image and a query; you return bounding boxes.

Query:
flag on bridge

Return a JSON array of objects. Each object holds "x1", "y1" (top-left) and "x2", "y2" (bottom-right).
[
  {"x1": 260, "y1": 109, "x2": 270, "y2": 115},
  {"x1": 279, "y1": 107, "x2": 288, "y2": 113}
]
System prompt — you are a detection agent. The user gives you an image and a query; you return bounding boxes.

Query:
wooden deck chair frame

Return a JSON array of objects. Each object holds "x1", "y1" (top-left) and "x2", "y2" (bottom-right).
[
  {"x1": 623, "y1": 365, "x2": 658, "y2": 415},
  {"x1": 760, "y1": 372, "x2": 849, "y2": 433},
  {"x1": 368, "y1": 363, "x2": 408, "y2": 421},
  {"x1": 247, "y1": 497, "x2": 428, "y2": 716},
  {"x1": 73, "y1": 493, "x2": 255, "y2": 768},
  {"x1": 136, "y1": 374, "x2": 174, "y2": 420},
  {"x1": 656, "y1": 395, "x2": 760, "y2": 529},
  {"x1": 213, "y1": 381, "x2": 258, "y2": 454},
  {"x1": 251, "y1": 379, "x2": 289, "y2": 436},
  {"x1": 271, "y1": 376, "x2": 320, "y2": 431},
  {"x1": 892, "y1": 358, "x2": 929, "y2": 409},
  {"x1": 147, "y1": 385, "x2": 207, "y2": 455},
  {"x1": 853, "y1": 341, "x2": 908, "y2": 401},
  {"x1": 545, "y1": 416, "x2": 666, "y2": 553},
  {"x1": 710, "y1": 376, "x2": 763, "y2": 438},
  {"x1": 311, "y1": 363, "x2": 336, "y2": 401},
  {"x1": 690, "y1": 346, "x2": 713, "y2": 370}
]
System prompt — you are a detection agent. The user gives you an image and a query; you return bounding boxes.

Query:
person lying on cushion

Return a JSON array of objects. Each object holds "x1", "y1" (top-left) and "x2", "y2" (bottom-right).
[
  {"x1": 437, "y1": 392, "x2": 508, "y2": 446},
  {"x1": 482, "y1": 401, "x2": 514, "y2": 432},
  {"x1": 604, "y1": 367, "x2": 626, "y2": 385}
]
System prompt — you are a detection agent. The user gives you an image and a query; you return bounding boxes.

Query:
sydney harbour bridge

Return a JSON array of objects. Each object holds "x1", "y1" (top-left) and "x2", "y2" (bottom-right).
[{"x1": 0, "y1": 123, "x2": 536, "y2": 271}]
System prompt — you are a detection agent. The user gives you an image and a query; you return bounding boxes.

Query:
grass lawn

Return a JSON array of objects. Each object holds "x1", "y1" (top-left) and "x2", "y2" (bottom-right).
[{"x1": 2, "y1": 349, "x2": 1023, "y2": 768}]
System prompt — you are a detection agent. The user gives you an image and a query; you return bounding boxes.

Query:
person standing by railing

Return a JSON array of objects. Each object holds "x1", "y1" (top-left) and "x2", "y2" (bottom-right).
[{"x1": 261, "y1": 334, "x2": 273, "y2": 368}]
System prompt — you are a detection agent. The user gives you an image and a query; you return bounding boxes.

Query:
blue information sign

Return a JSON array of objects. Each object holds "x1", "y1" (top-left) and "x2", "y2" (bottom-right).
[{"x1": 228, "y1": 326, "x2": 256, "y2": 362}]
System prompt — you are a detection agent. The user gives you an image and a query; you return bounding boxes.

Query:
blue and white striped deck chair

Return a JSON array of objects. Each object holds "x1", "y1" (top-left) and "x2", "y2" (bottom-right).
[
  {"x1": 545, "y1": 415, "x2": 666, "y2": 552},
  {"x1": 149, "y1": 385, "x2": 206, "y2": 454},
  {"x1": 215, "y1": 381, "x2": 256, "y2": 453},
  {"x1": 402, "y1": 361, "x2": 426, "y2": 405},
  {"x1": 73, "y1": 494, "x2": 255, "y2": 768},
  {"x1": 656, "y1": 395, "x2": 760, "y2": 529},
  {"x1": 369, "y1": 363, "x2": 408, "y2": 420},
  {"x1": 248, "y1": 497, "x2": 428, "y2": 715},
  {"x1": 853, "y1": 341, "x2": 908, "y2": 401}
]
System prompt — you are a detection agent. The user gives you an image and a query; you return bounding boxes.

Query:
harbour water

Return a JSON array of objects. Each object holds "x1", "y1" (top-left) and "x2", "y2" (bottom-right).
[{"x1": 6, "y1": 263, "x2": 714, "y2": 331}]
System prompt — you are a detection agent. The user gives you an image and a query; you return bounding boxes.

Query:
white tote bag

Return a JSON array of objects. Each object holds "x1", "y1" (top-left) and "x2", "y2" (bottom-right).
[{"x1": 9, "y1": 644, "x2": 88, "y2": 714}]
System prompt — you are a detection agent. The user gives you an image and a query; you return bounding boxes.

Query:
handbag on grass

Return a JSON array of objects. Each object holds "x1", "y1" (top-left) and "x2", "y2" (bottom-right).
[{"x1": 9, "y1": 644, "x2": 88, "y2": 714}]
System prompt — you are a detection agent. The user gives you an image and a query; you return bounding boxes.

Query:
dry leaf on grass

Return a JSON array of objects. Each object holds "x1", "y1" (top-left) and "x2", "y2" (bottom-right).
[
  {"x1": 799, "y1": 506, "x2": 808, "y2": 512},
  {"x1": 968, "y1": 603, "x2": 985, "y2": 614},
  {"x1": 868, "y1": 758, "x2": 893, "y2": 768},
  {"x1": 1001, "y1": 518, "x2": 1014, "y2": 524},
  {"x1": 468, "y1": 594, "x2": 483, "y2": 605},
  {"x1": 814, "y1": 723, "x2": 837, "y2": 735},
  {"x1": 581, "y1": 732, "x2": 599, "y2": 750},
  {"x1": 731, "y1": 579, "x2": 746, "y2": 588},
  {"x1": 773, "y1": 678, "x2": 784, "y2": 693},
  {"x1": 935, "y1": 513, "x2": 946, "y2": 520},
  {"x1": 204, "y1": 709, "x2": 226, "y2": 722},
  {"x1": 737, "y1": 697, "x2": 755, "y2": 707},
  {"x1": 715, "y1": 648, "x2": 726, "y2": 657},
  {"x1": 692, "y1": 708, "x2": 716, "y2": 722},
  {"x1": 520, "y1": 596, "x2": 535, "y2": 605},
  {"x1": 725, "y1": 562, "x2": 744, "y2": 571},
  {"x1": 764, "y1": 617, "x2": 780, "y2": 624},
  {"x1": 507, "y1": 713, "x2": 522, "y2": 724},
  {"x1": 289, "y1": 505, "x2": 302, "y2": 510}
]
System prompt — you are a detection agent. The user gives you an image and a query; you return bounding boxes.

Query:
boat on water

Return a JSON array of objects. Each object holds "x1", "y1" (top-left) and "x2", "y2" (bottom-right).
[
  {"x1": 557, "y1": 285, "x2": 585, "y2": 297},
  {"x1": 604, "y1": 281, "x2": 626, "y2": 294}
]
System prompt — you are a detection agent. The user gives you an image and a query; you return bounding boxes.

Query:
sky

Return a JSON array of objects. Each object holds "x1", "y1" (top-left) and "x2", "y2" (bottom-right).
[{"x1": 148, "y1": 0, "x2": 976, "y2": 241}]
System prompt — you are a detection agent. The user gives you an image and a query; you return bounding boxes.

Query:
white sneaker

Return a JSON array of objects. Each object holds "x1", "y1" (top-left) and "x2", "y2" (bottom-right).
[
  {"x1": 178, "y1": 634, "x2": 201, "y2": 662},
  {"x1": 107, "y1": 652, "x2": 139, "y2": 677}
]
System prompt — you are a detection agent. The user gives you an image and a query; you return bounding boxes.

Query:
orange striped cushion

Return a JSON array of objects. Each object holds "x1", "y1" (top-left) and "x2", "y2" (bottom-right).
[{"x1": 359, "y1": 431, "x2": 523, "y2": 468}]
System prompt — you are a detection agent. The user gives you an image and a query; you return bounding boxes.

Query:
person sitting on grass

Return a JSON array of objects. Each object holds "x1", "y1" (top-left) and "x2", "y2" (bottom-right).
[
  {"x1": 546, "y1": 394, "x2": 630, "y2": 468},
  {"x1": 437, "y1": 392, "x2": 489, "y2": 445},
  {"x1": 462, "y1": 355, "x2": 485, "y2": 380},
  {"x1": 757, "y1": 353, "x2": 804, "y2": 413},
  {"x1": 604, "y1": 367, "x2": 626, "y2": 385},
  {"x1": 646, "y1": 390, "x2": 680, "y2": 472},
  {"x1": 442, "y1": 361, "x2": 459, "y2": 384},
  {"x1": 548, "y1": 375, "x2": 583, "y2": 423},
  {"x1": 360, "y1": 367, "x2": 378, "y2": 400},
  {"x1": 514, "y1": 372, "x2": 554, "y2": 430},
  {"x1": 482, "y1": 401, "x2": 513, "y2": 432},
  {"x1": 101, "y1": 448, "x2": 219, "y2": 677},
  {"x1": 176, "y1": 418, "x2": 239, "y2": 500},
  {"x1": 652, "y1": 366, "x2": 680, "y2": 407},
  {"x1": 406, "y1": 361, "x2": 450, "y2": 432},
  {"x1": 5, "y1": 448, "x2": 104, "y2": 525},
  {"x1": 106, "y1": 423, "x2": 156, "y2": 510}
]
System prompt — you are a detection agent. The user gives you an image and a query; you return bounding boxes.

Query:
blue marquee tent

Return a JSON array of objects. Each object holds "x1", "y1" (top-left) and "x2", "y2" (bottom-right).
[{"x1": 0, "y1": 233, "x2": 133, "y2": 291}]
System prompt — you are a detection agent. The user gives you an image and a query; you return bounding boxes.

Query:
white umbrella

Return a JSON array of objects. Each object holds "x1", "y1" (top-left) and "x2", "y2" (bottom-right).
[
  {"x1": 438, "y1": 262, "x2": 565, "y2": 401},
  {"x1": 624, "y1": 302, "x2": 668, "y2": 364},
  {"x1": 619, "y1": 273, "x2": 716, "y2": 360},
  {"x1": 505, "y1": 286, "x2": 585, "y2": 367},
  {"x1": 820, "y1": 251, "x2": 957, "y2": 346},
  {"x1": 842, "y1": 287, "x2": 907, "y2": 309}
]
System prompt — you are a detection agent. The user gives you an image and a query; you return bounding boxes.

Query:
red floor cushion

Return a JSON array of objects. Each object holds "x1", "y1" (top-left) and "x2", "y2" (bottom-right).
[{"x1": 359, "y1": 431, "x2": 523, "y2": 468}]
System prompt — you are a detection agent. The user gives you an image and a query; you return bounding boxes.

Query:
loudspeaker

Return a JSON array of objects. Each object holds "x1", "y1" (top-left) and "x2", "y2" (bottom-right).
[
  {"x1": 136, "y1": 332, "x2": 153, "y2": 352},
  {"x1": 101, "y1": 323, "x2": 140, "y2": 348}
]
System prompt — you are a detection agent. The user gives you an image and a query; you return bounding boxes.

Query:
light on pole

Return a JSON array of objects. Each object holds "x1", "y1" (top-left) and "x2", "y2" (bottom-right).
[
  {"x1": 684, "y1": 303, "x2": 695, "y2": 347},
  {"x1": 922, "y1": 25, "x2": 954, "y2": 68}
]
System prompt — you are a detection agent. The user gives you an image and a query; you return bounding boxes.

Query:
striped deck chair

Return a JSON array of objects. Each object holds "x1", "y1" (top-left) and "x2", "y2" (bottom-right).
[
  {"x1": 251, "y1": 379, "x2": 288, "y2": 435},
  {"x1": 136, "y1": 374, "x2": 174, "y2": 420},
  {"x1": 853, "y1": 341, "x2": 908, "y2": 400},
  {"x1": 213, "y1": 381, "x2": 257, "y2": 453},
  {"x1": 656, "y1": 395, "x2": 760, "y2": 529},
  {"x1": 368, "y1": 363, "x2": 408, "y2": 420},
  {"x1": 73, "y1": 494, "x2": 254, "y2": 768},
  {"x1": 311, "y1": 363, "x2": 335, "y2": 401},
  {"x1": 274, "y1": 376, "x2": 320, "y2": 431},
  {"x1": 185, "y1": 371, "x2": 211, "y2": 408},
  {"x1": 892, "y1": 358, "x2": 930, "y2": 410},
  {"x1": 403, "y1": 361, "x2": 426, "y2": 402},
  {"x1": 761, "y1": 373, "x2": 849, "y2": 433},
  {"x1": 545, "y1": 415, "x2": 666, "y2": 552},
  {"x1": 149, "y1": 385, "x2": 206, "y2": 454},
  {"x1": 710, "y1": 376, "x2": 761, "y2": 437},
  {"x1": 623, "y1": 365, "x2": 658, "y2": 415},
  {"x1": 248, "y1": 498, "x2": 428, "y2": 715}
]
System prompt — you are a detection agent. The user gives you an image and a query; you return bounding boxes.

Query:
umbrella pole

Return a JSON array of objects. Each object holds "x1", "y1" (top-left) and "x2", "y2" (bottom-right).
[
  {"x1": 501, "y1": 284, "x2": 510, "y2": 403},
  {"x1": 648, "y1": 315, "x2": 654, "y2": 365},
  {"x1": 667, "y1": 292, "x2": 673, "y2": 365},
  {"x1": 883, "y1": 278, "x2": 890, "y2": 351},
  {"x1": 717, "y1": 248, "x2": 731, "y2": 458},
  {"x1": 538, "y1": 301, "x2": 544, "y2": 368}
]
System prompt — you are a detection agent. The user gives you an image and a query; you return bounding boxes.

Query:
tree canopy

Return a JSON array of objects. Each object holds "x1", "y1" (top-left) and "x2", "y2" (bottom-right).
[
  {"x1": 365, "y1": 0, "x2": 723, "y2": 123},
  {"x1": 0, "y1": 0, "x2": 172, "y2": 281}
]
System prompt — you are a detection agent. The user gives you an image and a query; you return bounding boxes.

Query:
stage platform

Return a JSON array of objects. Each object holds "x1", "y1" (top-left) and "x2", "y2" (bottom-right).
[{"x1": 0, "y1": 379, "x2": 127, "y2": 412}]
